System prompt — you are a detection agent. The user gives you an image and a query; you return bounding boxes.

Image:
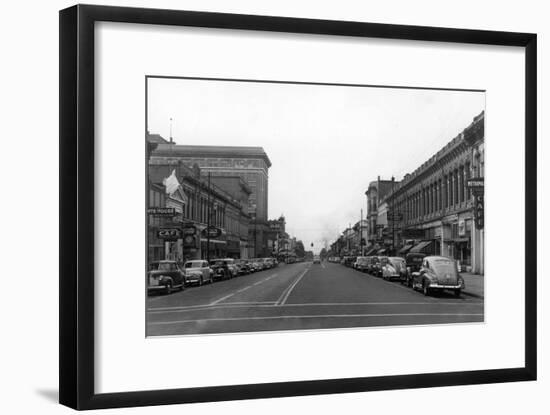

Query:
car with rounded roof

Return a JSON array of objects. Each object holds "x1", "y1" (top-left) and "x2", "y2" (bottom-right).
[
  {"x1": 381, "y1": 257, "x2": 407, "y2": 281},
  {"x1": 210, "y1": 258, "x2": 238, "y2": 280},
  {"x1": 147, "y1": 260, "x2": 185, "y2": 294},
  {"x1": 182, "y1": 259, "x2": 213, "y2": 286},
  {"x1": 411, "y1": 256, "x2": 465, "y2": 297}
]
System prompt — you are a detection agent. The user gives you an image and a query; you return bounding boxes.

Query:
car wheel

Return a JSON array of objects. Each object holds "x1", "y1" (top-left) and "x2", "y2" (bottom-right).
[
  {"x1": 423, "y1": 281, "x2": 430, "y2": 296},
  {"x1": 454, "y1": 289, "x2": 462, "y2": 298},
  {"x1": 199, "y1": 277, "x2": 203, "y2": 286}
]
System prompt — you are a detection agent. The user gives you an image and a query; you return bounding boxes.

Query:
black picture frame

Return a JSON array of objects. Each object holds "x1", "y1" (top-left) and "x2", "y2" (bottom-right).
[{"x1": 59, "y1": 4, "x2": 537, "y2": 410}]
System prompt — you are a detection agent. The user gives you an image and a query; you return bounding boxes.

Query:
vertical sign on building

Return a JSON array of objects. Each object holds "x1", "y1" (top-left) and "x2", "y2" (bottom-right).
[{"x1": 467, "y1": 178, "x2": 484, "y2": 230}]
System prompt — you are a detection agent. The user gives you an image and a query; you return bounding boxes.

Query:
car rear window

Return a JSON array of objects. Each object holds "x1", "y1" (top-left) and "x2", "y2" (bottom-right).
[
  {"x1": 185, "y1": 261, "x2": 202, "y2": 268},
  {"x1": 431, "y1": 260, "x2": 457, "y2": 275}
]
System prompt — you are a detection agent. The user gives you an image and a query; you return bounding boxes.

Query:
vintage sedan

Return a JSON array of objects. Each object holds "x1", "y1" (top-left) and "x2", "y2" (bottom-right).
[
  {"x1": 354, "y1": 256, "x2": 369, "y2": 272},
  {"x1": 372, "y1": 256, "x2": 388, "y2": 277},
  {"x1": 182, "y1": 260, "x2": 213, "y2": 286},
  {"x1": 343, "y1": 256, "x2": 357, "y2": 268},
  {"x1": 403, "y1": 252, "x2": 427, "y2": 286},
  {"x1": 411, "y1": 256, "x2": 465, "y2": 297},
  {"x1": 234, "y1": 259, "x2": 252, "y2": 275},
  {"x1": 249, "y1": 259, "x2": 262, "y2": 272},
  {"x1": 381, "y1": 257, "x2": 407, "y2": 281},
  {"x1": 210, "y1": 258, "x2": 238, "y2": 280},
  {"x1": 147, "y1": 260, "x2": 185, "y2": 294}
]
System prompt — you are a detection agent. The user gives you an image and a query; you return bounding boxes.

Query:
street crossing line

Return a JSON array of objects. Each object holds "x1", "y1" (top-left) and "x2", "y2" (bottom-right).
[
  {"x1": 148, "y1": 300, "x2": 482, "y2": 313},
  {"x1": 150, "y1": 313, "x2": 485, "y2": 326},
  {"x1": 276, "y1": 266, "x2": 310, "y2": 306},
  {"x1": 209, "y1": 274, "x2": 278, "y2": 306}
]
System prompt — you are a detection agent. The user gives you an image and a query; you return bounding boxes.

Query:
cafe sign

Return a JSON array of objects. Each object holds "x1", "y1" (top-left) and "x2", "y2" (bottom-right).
[{"x1": 157, "y1": 228, "x2": 182, "y2": 240}]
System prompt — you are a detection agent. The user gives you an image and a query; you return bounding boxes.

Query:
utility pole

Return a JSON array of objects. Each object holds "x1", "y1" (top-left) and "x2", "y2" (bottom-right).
[
  {"x1": 360, "y1": 208, "x2": 363, "y2": 256},
  {"x1": 391, "y1": 176, "x2": 395, "y2": 255},
  {"x1": 348, "y1": 223, "x2": 351, "y2": 253},
  {"x1": 206, "y1": 172, "x2": 211, "y2": 262}
]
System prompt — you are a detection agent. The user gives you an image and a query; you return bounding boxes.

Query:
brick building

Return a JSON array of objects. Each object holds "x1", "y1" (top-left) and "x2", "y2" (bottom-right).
[
  {"x1": 150, "y1": 140, "x2": 272, "y2": 257},
  {"x1": 148, "y1": 161, "x2": 251, "y2": 261}
]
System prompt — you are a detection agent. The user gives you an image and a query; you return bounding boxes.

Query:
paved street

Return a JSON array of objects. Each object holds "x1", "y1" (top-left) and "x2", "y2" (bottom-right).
[{"x1": 147, "y1": 262, "x2": 484, "y2": 336}]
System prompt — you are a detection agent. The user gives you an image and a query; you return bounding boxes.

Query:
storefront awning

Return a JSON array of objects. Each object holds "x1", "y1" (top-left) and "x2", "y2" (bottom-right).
[
  {"x1": 410, "y1": 240, "x2": 433, "y2": 253},
  {"x1": 398, "y1": 244, "x2": 414, "y2": 255},
  {"x1": 364, "y1": 248, "x2": 377, "y2": 256}
]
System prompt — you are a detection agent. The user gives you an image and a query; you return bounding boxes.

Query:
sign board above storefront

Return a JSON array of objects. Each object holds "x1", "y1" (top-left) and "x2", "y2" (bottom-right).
[
  {"x1": 467, "y1": 177, "x2": 484, "y2": 188},
  {"x1": 201, "y1": 226, "x2": 222, "y2": 238},
  {"x1": 148, "y1": 207, "x2": 176, "y2": 216},
  {"x1": 467, "y1": 177, "x2": 484, "y2": 195},
  {"x1": 182, "y1": 226, "x2": 196, "y2": 235}
]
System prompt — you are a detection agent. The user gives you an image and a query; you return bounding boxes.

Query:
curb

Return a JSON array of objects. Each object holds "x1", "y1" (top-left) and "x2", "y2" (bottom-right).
[{"x1": 462, "y1": 290, "x2": 484, "y2": 299}]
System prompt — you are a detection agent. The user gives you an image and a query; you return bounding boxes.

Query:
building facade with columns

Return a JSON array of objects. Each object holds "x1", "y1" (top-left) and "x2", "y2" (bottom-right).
[{"x1": 384, "y1": 111, "x2": 484, "y2": 274}]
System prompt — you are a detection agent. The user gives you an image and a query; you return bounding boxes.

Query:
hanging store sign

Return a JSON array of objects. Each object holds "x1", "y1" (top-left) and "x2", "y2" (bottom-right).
[
  {"x1": 467, "y1": 177, "x2": 484, "y2": 196},
  {"x1": 182, "y1": 226, "x2": 196, "y2": 235},
  {"x1": 147, "y1": 207, "x2": 176, "y2": 216},
  {"x1": 201, "y1": 226, "x2": 222, "y2": 238},
  {"x1": 157, "y1": 228, "x2": 182, "y2": 240},
  {"x1": 474, "y1": 194, "x2": 484, "y2": 229}
]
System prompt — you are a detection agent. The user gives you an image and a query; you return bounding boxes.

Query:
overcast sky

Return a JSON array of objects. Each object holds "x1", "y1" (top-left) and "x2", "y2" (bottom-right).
[{"x1": 147, "y1": 77, "x2": 484, "y2": 252}]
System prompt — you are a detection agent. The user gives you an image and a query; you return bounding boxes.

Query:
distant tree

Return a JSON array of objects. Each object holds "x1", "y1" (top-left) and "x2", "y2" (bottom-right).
[
  {"x1": 294, "y1": 240, "x2": 305, "y2": 258},
  {"x1": 319, "y1": 248, "x2": 328, "y2": 259}
]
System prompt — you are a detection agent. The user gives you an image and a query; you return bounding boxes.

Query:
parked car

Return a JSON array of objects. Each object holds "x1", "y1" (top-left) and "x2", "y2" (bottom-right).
[
  {"x1": 411, "y1": 256, "x2": 465, "y2": 297},
  {"x1": 354, "y1": 256, "x2": 369, "y2": 272},
  {"x1": 256, "y1": 258, "x2": 269, "y2": 270},
  {"x1": 210, "y1": 258, "x2": 238, "y2": 280},
  {"x1": 147, "y1": 260, "x2": 185, "y2": 294},
  {"x1": 313, "y1": 255, "x2": 321, "y2": 264},
  {"x1": 372, "y1": 256, "x2": 388, "y2": 277},
  {"x1": 381, "y1": 257, "x2": 407, "y2": 281},
  {"x1": 182, "y1": 259, "x2": 213, "y2": 286},
  {"x1": 343, "y1": 256, "x2": 357, "y2": 267},
  {"x1": 403, "y1": 252, "x2": 427, "y2": 286},
  {"x1": 249, "y1": 259, "x2": 262, "y2": 272},
  {"x1": 263, "y1": 257, "x2": 278, "y2": 269},
  {"x1": 234, "y1": 259, "x2": 252, "y2": 275}
]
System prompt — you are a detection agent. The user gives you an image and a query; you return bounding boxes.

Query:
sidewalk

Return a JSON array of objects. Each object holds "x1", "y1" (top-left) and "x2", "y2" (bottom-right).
[{"x1": 461, "y1": 272, "x2": 484, "y2": 299}]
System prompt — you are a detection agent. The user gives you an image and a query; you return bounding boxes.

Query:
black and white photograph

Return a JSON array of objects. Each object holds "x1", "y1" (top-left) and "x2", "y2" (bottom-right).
[{"x1": 146, "y1": 77, "x2": 485, "y2": 336}]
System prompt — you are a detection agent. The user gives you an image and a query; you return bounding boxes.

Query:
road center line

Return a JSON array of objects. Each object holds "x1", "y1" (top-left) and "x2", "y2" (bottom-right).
[
  {"x1": 209, "y1": 273, "x2": 278, "y2": 305},
  {"x1": 148, "y1": 300, "x2": 482, "y2": 314},
  {"x1": 276, "y1": 266, "x2": 310, "y2": 306}
]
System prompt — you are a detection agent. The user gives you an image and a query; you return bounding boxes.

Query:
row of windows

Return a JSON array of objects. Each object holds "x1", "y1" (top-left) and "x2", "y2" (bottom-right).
[{"x1": 391, "y1": 163, "x2": 476, "y2": 222}]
